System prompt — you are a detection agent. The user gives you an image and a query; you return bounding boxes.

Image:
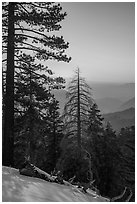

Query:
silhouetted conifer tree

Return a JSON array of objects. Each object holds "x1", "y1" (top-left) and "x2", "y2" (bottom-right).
[
  {"x1": 14, "y1": 95, "x2": 64, "y2": 172},
  {"x1": 85, "y1": 103, "x2": 104, "y2": 188},
  {"x1": 2, "y1": 2, "x2": 71, "y2": 166}
]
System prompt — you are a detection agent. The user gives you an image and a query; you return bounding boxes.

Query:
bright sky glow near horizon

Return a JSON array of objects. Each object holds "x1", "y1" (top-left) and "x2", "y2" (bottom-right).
[{"x1": 47, "y1": 2, "x2": 135, "y2": 83}]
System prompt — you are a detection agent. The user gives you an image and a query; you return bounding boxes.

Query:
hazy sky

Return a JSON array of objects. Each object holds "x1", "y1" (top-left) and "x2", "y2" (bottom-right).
[{"x1": 47, "y1": 2, "x2": 135, "y2": 83}]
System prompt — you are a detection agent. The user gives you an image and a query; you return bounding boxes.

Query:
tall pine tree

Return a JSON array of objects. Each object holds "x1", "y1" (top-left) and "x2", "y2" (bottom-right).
[{"x1": 2, "y1": 2, "x2": 71, "y2": 166}]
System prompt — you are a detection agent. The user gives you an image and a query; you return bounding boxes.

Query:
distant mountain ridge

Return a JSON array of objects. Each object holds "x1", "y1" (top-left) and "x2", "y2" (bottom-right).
[
  {"x1": 103, "y1": 108, "x2": 135, "y2": 132},
  {"x1": 95, "y1": 97, "x2": 122, "y2": 114},
  {"x1": 89, "y1": 82, "x2": 135, "y2": 102},
  {"x1": 52, "y1": 82, "x2": 135, "y2": 114},
  {"x1": 120, "y1": 97, "x2": 135, "y2": 111}
]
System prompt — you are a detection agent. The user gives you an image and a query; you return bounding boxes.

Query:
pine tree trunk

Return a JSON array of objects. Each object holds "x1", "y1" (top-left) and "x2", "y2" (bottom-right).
[
  {"x1": 77, "y1": 68, "x2": 81, "y2": 152},
  {"x1": 29, "y1": 69, "x2": 34, "y2": 164},
  {"x1": 3, "y1": 3, "x2": 15, "y2": 166},
  {"x1": 53, "y1": 119, "x2": 57, "y2": 167}
]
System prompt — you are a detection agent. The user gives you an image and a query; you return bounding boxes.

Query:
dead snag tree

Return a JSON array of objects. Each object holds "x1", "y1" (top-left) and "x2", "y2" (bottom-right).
[
  {"x1": 61, "y1": 68, "x2": 94, "y2": 153},
  {"x1": 57, "y1": 68, "x2": 94, "y2": 181}
]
